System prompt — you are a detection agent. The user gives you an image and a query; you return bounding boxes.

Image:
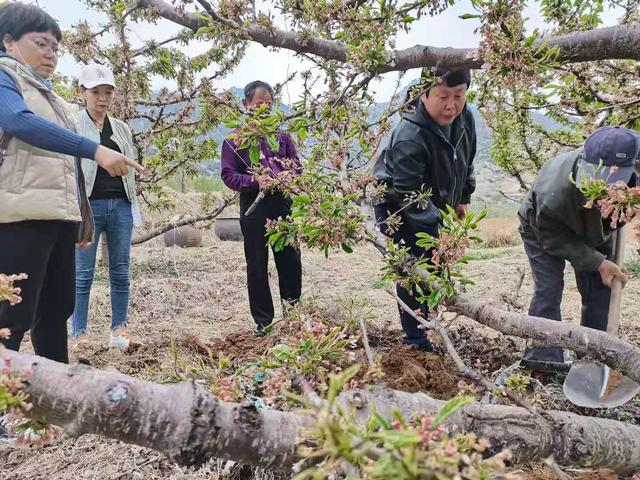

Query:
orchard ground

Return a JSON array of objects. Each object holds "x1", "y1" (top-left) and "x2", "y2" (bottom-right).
[{"x1": 1, "y1": 193, "x2": 639, "y2": 480}]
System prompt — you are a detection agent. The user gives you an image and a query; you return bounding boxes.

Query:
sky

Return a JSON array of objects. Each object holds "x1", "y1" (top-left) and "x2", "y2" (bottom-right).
[{"x1": 35, "y1": 0, "x2": 622, "y2": 103}]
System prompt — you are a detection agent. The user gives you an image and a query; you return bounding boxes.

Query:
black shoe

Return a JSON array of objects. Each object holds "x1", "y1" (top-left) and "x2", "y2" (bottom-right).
[
  {"x1": 253, "y1": 324, "x2": 271, "y2": 337},
  {"x1": 0, "y1": 417, "x2": 14, "y2": 441},
  {"x1": 403, "y1": 337, "x2": 436, "y2": 353},
  {"x1": 520, "y1": 358, "x2": 571, "y2": 374}
]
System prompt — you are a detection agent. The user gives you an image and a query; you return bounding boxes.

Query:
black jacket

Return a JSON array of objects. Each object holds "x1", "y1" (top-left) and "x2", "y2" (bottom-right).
[
  {"x1": 373, "y1": 100, "x2": 476, "y2": 236},
  {"x1": 518, "y1": 148, "x2": 612, "y2": 272}
]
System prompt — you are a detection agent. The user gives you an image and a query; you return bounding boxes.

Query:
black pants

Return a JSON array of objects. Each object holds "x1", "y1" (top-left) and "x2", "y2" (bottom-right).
[
  {"x1": 239, "y1": 191, "x2": 302, "y2": 327},
  {"x1": 519, "y1": 220, "x2": 611, "y2": 363},
  {"x1": 0, "y1": 220, "x2": 78, "y2": 363},
  {"x1": 377, "y1": 204, "x2": 433, "y2": 349}
]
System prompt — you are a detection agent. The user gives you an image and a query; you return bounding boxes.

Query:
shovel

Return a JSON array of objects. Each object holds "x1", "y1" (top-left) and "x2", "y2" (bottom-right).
[{"x1": 563, "y1": 227, "x2": 640, "y2": 408}]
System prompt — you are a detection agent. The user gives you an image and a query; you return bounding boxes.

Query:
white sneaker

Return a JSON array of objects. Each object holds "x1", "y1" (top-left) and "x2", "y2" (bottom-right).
[{"x1": 109, "y1": 328, "x2": 139, "y2": 348}]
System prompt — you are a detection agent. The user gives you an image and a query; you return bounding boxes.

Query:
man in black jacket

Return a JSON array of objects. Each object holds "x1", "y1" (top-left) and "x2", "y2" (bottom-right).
[
  {"x1": 518, "y1": 126, "x2": 637, "y2": 370},
  {"x1": 374, "y1": 68, "x2": 476, "y2": 351}
]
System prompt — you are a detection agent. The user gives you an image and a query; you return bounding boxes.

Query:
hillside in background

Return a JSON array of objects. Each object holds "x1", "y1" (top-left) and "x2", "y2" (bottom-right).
[{"x1": 138, "y1": 84, "x2": 560, "y2": 210}]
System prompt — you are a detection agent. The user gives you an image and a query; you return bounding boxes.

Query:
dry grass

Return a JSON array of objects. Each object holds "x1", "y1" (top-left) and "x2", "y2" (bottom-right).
[{"x1": 475, "y1": 217, "x2": 521, "y2": 248}]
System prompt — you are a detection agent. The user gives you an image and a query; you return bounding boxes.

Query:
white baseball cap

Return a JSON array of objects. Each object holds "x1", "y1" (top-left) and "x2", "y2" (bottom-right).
[{"x1": 78, "y1": 64, "x2": 116, "y2": 89}]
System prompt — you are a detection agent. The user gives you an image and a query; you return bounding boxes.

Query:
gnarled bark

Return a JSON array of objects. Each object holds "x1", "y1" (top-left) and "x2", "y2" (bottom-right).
[
  {"x1": 137, "y1": 0, "x2": 640, "y2": 71},
  {"x1": 6, "y1": 349, "x2": 640, "y2": 473}
]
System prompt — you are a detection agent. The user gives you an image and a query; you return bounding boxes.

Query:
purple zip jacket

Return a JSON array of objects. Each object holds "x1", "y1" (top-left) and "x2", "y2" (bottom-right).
[{"x1": 220, "y1": 131, "x2": 301, "y2": 192}]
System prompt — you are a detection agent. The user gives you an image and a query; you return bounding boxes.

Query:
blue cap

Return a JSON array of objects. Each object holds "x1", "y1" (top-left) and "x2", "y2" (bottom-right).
[{"x1": 576, "y1": 126, "x2": 640, "y2": 185}]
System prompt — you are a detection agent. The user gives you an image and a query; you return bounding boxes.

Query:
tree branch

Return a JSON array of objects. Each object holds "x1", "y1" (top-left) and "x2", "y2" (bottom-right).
[
  {"x1": 137, "y1": 0, "x2": 640, "y2": 71},
  {"x1": 450, "y1": 294, "x2": 640, "y2": 384},
  {"x1": 131, "y1": 195, "x2": 237, "y2": 245}
]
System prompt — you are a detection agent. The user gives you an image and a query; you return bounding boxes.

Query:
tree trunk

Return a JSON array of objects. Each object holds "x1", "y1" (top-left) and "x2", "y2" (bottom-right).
[
  {"x1": 180, "y1": 170, "x2": 187, "y2": 194},
  {"x1": 6, "y1": 349, "x2": 640, "y2": 473}
]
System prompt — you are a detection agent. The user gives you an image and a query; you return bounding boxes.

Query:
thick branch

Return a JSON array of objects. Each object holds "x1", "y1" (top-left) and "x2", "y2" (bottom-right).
[
  {"x1": 451, "y1": 294, "x2": 640, "y2": 384},
  {"x1": 6, "y1": 349, "x2": 640, "y2": 473},
  {"x1": 131, "y1": 195, "x2": 236, "y2": 245},
  {"x1": 138, "y1": 0, "x2": 640, "y2": 70},
  {"x1": 7, "y1": 349, "x2": 304, "y2": 469}
]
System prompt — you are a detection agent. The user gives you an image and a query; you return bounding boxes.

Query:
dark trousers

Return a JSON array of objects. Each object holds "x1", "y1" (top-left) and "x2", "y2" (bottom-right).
[
  {"x1": 375, "y1": 202, "x2": 433, "y2": 348},
  {"x1": 239, "y1": 191, "x2": 302, "y2": 327},
  {"x1": 0, "y1": 220, "x2": 78, "y2": 363},
  {"x1": 394, "y1": 230, "x2": 433, "y2": 347},
  {"x1": 520, "y1": 220, "x2": 611, "y2": 363}
]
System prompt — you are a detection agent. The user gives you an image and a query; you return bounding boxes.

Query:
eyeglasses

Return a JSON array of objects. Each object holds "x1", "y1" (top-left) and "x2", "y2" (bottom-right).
[{"x1": 29, "y1": 38, "x2": 60, "y2": 56}]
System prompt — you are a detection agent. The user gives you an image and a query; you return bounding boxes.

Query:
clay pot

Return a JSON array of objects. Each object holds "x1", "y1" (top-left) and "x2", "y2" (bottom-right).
[
  {"x1": 164, "y1": 225, "x2": 203, "y2": 248},
  {"x1": 214, "y1": 217, "x2": 243, "y2": 242}
]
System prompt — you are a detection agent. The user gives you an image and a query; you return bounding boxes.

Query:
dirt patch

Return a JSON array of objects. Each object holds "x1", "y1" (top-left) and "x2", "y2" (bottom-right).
[
  {"x1": 71, "y1": 339, "x2": 168, "y2": 378},
  {"x1": 449, "y1": 324, "x2": 521, "y2": 376},
  {"x1": 199, "y1": 332, "x2": 278, "y2": 365},
  {"x1": 379, "y1": 345, "x2": 461, "y2": 399}
]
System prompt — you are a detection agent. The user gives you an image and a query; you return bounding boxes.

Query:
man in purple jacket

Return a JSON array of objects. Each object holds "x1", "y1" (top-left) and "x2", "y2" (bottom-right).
[{"x1": 221, "y1": 80, "x2": 302, "y2": 336}]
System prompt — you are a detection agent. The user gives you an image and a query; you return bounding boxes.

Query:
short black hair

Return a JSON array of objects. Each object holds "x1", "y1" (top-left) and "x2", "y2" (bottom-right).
[
  {"x1": 244, "y1": 80, "x2": 274, "y2": 101},
  {"x1": 0, "y1": 2, "x2": 62, "y2": 52},
  {"x1": 421, "y1": 67, "x2": 471, "y2": 94}
]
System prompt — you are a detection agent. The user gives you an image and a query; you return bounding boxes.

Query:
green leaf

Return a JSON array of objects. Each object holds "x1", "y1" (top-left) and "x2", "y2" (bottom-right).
[
  {"x1": 459, "y1": 13, "x2": 481, "y2": 19},
  {"x1": 268, "y1": 231, "x2": 283, "y2": 246},
  {"x1": 427, "y1": 290, "x2": 442, "y2": 310},
  {"x1": 195, "y1": 26, "x2": 211, "y2": 37},
  {"x1": 341, "y1": 243, "x2": 353, "y2": 254},
  {"x1": 249, "y1": 146, "x2": 261, "y2": 165},
  {"x1": 222, "y1": 119, "x2": 240, "y2": 129},
  {"x1": 267, "y1": 135, "x2": 280, "y2": 152},
  {"x1": 112, "y1": 2, "x2": 126, "y2": 15},
  {"x1": 271, "y1": 344, "x2": 293, "y2": 362},
  {"x1": 371, "y1": 410, "x2": 391, "y2": 430},
  {"x1": 432, "y1": 396, "x2": 475, "y2": 427}
]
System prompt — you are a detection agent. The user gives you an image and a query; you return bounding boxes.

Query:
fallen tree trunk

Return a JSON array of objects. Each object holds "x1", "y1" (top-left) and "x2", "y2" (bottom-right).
[
  {"x1": 132, "y1": 195, "x2": 236, "y2": 245},
  {"x1": 7, "y1": 349, "x2": 305, "y2": 469},
  {"x1": 451, "y1": 294, "x2": 640, "y2": 384},
  {"x1": 6, "y1": 349, "x2": 640, "y2": 473}
]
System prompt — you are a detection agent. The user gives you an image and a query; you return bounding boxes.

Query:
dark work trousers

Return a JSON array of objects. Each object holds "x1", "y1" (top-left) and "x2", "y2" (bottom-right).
[
  {"x1": 382, "y1": 209, "x2": 434, "y2": 350},
  {"x1": 0, "y1": 220, "x2": 78, "y2": 363},
  {"x1": 519, "y1": 220, "x2": 611, "y2": 363},
  {"x1": 239, "y1": 191, "x2": 302, "y2": 327}
]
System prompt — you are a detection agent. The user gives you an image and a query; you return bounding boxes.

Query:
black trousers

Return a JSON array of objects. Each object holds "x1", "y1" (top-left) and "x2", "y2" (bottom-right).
[
  {"x1": 0, "y1": 220, "x2": 78, "y2": 363},
  {"x1": 379, "y1": 206, "x2": 434, "y2": 349},
  {"x1": 239, "y1": 191, "x2": 302, "y2": 327},
  {"x1": 519, "y1": 220, "x2": 611, "y2": 363}
]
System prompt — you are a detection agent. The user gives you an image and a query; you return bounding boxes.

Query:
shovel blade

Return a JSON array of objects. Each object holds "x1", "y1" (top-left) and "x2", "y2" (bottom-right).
[{"x1": 563, "y1": 361, "x2": 640, "y2": 408}]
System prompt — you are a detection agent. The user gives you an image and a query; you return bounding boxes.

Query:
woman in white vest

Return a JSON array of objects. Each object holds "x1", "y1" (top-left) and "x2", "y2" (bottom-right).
[
  {"x1": 0, "y1": 3, "x2": 142, "y2": 365},
  {"x1": 71, "y1": 64, "x2": 141, "y2": 349}
]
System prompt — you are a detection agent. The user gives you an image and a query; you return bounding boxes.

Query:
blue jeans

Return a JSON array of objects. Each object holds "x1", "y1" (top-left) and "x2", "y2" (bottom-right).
[{"x1": 72, "y1": 198, "x2": 133, "y2": 337}]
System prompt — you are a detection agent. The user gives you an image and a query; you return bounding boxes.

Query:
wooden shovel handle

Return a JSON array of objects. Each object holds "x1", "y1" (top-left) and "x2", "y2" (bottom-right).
[{"x1": 606, "y1": 227, "x2": 626, "y2": 336}]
